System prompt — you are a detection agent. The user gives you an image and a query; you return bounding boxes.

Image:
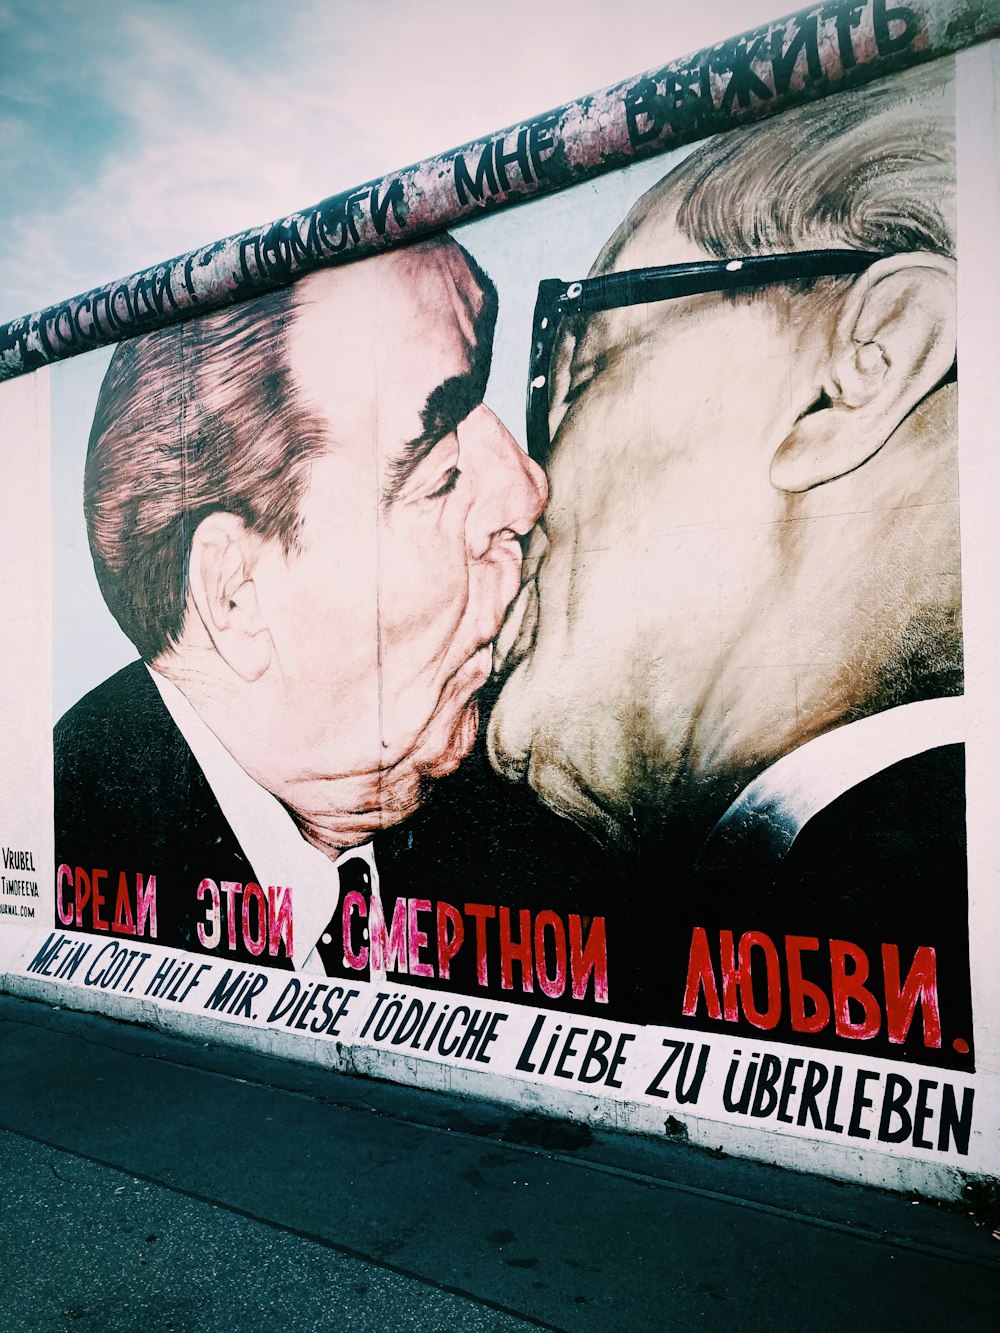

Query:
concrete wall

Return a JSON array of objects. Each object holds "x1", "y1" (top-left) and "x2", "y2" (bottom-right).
[{"x1": 2, "y1": 41, "x2": 998, "y2": 1202}]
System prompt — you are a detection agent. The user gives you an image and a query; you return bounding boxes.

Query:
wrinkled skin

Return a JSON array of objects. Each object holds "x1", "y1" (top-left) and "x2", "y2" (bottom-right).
[{"x1": 488, "y1": 212, "x2": 960, "y2": 846}]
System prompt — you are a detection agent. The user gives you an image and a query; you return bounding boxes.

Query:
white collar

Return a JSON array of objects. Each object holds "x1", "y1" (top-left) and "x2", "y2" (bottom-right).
[
  {"x1": 704, "y1": 696, "x2": 965, "y2": 859},
  {"x1": 146, "y1": 665, "x2": 377, "y2": 971}
]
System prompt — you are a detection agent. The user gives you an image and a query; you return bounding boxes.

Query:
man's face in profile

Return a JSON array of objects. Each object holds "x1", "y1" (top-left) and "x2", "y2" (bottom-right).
[
  {"x1": 250, "y1": 240, "x2": 546, "y2": 832},
  {"x1": 489, "y1": 213, "x2": 893, "y2": 839}
]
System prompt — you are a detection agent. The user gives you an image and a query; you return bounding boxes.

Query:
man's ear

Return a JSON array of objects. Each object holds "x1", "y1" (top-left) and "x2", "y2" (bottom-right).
[
  {"x1": 187, "y1": 512, "x2": 272, "y2": 681},
  {"x1": 770, "y1": 253, "x2": 956, "y2": 493}
]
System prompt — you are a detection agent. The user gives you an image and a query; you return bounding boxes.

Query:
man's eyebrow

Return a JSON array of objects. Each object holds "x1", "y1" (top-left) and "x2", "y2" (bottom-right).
[
  {"x1": 381, "y1": 371, "x2": 484, "y2": 506},
  {"x1": 381, "y1": 258, "x2": 498, "y2": 508}
]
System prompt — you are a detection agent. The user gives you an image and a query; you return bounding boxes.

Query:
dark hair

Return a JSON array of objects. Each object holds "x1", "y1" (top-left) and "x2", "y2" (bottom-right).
[
  {"x1": 85, "y1": 285, "x2": 331, "y2": 661},
  {"x1": 87, "y1": 238, "x2": 497, "y2": 663}
]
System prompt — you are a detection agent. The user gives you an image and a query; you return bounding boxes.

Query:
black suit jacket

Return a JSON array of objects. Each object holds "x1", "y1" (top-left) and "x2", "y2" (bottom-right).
[
  {"x1": 53, "y1": 662, "x2": 626, "y2": 1010},
  {"x1": 54, "y1": 664, "x2": 971, "y2": 1062},
  {"x1": 55, "y1": 661, "x2": 281, "y2": 965}
]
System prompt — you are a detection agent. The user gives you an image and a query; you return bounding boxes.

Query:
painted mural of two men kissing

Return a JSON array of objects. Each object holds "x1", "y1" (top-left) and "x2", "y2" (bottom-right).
[{"x1": 55, "y1": 59, "x2": 969, "y2": 1058}]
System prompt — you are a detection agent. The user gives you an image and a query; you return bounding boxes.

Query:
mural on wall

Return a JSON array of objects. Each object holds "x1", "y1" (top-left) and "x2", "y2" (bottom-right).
[
  {"x1": 44, "y1": 59, "x2": 975, "y2": 1158},
  {"x1": 488, "y1": 57, "x2": 968, "y2": 1071}
]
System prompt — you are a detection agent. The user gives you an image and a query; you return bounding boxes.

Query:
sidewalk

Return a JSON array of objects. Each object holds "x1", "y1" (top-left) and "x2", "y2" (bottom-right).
[{"x1": 0, "y1": 992, "x2": 997, "y2": 1332}]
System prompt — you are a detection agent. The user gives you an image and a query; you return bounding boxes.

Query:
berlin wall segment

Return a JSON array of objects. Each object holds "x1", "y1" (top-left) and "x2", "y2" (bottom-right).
[
  {"x1": 2, "y1": 1, "x2": 999, "y2": 380},
  {"x1": 2, "y1": 7, "x2": 1000, "y2": 1203}
]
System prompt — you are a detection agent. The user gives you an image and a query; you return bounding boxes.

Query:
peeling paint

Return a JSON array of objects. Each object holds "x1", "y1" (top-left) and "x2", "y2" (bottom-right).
[{"x1": 1, "y1": 0, "x2": 998, "y2": 381}]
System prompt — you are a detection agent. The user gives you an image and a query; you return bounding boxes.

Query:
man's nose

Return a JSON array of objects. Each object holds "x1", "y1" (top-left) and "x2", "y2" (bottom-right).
[{"x1": 464, "y1": 407, "x2": 548, "y2": 556}]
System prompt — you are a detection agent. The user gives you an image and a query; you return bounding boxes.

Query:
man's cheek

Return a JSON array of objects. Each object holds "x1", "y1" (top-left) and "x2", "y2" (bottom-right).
[{"x1": 381, "y1": 529, "x2": 468, "y2": 636}]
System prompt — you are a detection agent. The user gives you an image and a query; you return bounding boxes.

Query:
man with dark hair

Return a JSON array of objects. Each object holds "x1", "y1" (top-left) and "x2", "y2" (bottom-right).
[
  {"x1": 488, "y1": 62, "x2": 972, "y2": 1061},
  {"x1": 55, "y1": 236, "x2": 548, "y2": 971},
  {"x1": 84, "y1": 282, "x2": 335, "y2": 665}
]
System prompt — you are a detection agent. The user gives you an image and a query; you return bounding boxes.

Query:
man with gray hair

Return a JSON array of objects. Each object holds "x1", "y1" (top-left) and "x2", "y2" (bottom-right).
[{"x1": 488, "y1": 61, "x2": 971, "y2": 1063}]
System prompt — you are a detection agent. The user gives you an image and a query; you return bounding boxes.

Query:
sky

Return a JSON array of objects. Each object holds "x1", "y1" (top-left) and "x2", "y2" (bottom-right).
[
  {"x1": 0, "y1": 0, "x2": 785, "y2": 323},
  {"x1": 0, "y1": 0, "x2": 787, "y2": 717}
]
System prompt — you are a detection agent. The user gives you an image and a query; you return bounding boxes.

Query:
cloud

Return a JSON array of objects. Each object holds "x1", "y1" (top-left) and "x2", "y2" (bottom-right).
[{"x1": 0, "y1": 0, "x2": 780, "y2": 322}]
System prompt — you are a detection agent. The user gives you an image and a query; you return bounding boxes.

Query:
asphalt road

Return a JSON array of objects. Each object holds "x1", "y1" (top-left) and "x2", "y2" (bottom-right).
[{"x1": 0, "y1": 993, "x2": 997, "y2": 1331}]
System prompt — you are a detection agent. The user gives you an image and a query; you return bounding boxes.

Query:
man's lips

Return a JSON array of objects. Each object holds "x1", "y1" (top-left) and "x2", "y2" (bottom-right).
[
  {"x1": 493, "y1": 579, "x2": 538, "y2": 674},
  {"x1": 440, "y1": 641, "x2": 494, "y2": 709},
  {"x1": 437, "y1": 527, "x2": 550, "y2": 700},
  {"x1": 492, "y1": 525, "x2": 549, "y2": 674},
  {"x1": 465, "y1": 642, "x2": 494, "y2": 687}
]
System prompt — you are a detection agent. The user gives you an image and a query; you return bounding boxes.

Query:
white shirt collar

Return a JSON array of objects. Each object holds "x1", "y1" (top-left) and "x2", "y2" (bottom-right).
[
  {"x1": 705, "y1": 696, "x2": 965, "y2": 858},
  {"x1": 146, "y1": 665, "x2": 378, "y2": 973}
]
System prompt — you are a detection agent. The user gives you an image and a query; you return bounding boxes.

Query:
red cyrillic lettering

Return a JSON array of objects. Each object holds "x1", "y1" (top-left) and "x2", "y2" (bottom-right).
[
  {"x1": 499, "y1": 907, "x2": 534, "y2": 992},
  {"x1": 436, "y1": 902, "x2": 464, "y2": 979},
  {"x1": 569, "y1": 915, "x2": 609, "y2": 1003},
  {"x1": 786, "y1": 935, "x2": 830, "y2": 1034},
  {"x1": 681, "y1": 926, "x2": 722, "y2": 1020},
  {"x1": 830, "y1": 939, "x2": 880, "y2": 1039},
  {"x1": 534, "y1": 910, "x2": 567, "y2": 998},
  {"x1": 883, "y1": 944, "x2": 940, "y2": 1048}
]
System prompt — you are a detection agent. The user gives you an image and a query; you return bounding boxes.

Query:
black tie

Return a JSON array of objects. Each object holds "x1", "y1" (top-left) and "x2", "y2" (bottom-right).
[{"x1": 314, "y1": 855, "x2": 371, "y2": 979}]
